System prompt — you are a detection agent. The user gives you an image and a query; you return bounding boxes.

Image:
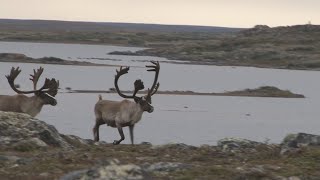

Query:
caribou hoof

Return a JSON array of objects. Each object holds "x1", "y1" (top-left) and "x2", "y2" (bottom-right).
[{"x1": 113, "y1": 140, "x2": 120, "y2": 145}]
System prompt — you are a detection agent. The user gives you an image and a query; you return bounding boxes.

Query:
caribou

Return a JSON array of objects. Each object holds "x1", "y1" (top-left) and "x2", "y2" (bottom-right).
[
  {"x1": 93, "y1": 61, "x2": 160, "y2": 145},
  {"x1": 0, "y1": 67, "x2": 59, "y2": 117}
]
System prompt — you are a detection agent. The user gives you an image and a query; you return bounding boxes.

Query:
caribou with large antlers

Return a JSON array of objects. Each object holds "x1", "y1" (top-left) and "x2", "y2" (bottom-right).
[
  {"x1": 0, "y1": 67, "x2": 59, "y2": 117},
  {"x1": 94, "y1": 61, "x2": 160, "y2": 145}
]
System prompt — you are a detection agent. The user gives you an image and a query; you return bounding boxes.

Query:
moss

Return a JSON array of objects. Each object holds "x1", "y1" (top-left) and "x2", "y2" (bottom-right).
[{"x1": 13, "y1": 145, "x2": 37, "y2": 152}]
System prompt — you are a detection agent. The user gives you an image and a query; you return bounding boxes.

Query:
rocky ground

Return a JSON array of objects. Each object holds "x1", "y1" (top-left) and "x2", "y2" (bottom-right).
[{"x1": 0, "y1": 111, "x2": 320, "y2": 180}]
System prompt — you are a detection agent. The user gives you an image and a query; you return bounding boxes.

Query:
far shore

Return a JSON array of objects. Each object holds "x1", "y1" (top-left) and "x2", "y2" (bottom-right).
[
  {"x1": 66, "y1": 86, "x2": 305, "y2": 98},
  {"x1": 0, "y1": 53, "x2": 119, "y2": 67},
  {"x1": 1, "y1": 24, "x2": 320, "y2": 70}
]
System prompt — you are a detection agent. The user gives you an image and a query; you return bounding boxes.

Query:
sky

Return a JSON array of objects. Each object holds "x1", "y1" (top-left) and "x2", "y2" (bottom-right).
[{"x1": 0, "y1": 0, "x2": 319, "y2": 28}]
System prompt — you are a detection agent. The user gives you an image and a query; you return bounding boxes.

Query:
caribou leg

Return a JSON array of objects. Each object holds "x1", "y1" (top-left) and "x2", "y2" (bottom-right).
[
  {"x1": 113, "y1": 127, "x2": 125, "y2": 145},
  {"x1": 129, "y1": 125, "x2": 134, "y2": 145},
  {"x1": 93, "y1": 120, "x2": 104, "y2": 142}
]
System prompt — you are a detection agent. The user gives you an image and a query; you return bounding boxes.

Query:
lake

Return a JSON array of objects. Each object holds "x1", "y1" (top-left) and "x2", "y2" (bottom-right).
[{"x1": 1, "y1": 41, "x2": 320, "y2": 146}]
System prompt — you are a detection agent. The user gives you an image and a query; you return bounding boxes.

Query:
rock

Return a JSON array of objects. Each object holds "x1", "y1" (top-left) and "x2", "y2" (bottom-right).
[
  {"x1": 13, "y1": 138, "x2": 48, "y2": 152},
  {"x1": 152, "y1": 143, "x2": 197, "y2": 151},
  {"x1": 0, "y1": 111, "x2": 71, "y2": 149},
  {"x1": 282, "y1": 133, "x2": 320, "y2": 148},
  {"x1": 288, "y1": 176, "x2": 301, "y2": 180},
  {"x1": 280, "y1": 133, "x2": 320, "y2": 155},
  {"x1": 235, "y1": 165, "x2": 288, "y2": 179},
  {"x1": 60, "y1": 159, "x2": 150, "y2": 180},
  {"x1": 16, "y1": 157, "x2": 34, "y2": 165},
  {"x1": 62, "y1": 160, "x2": 190, "y2": 180},
  {"x1": 39, "y1": 172, "x2": 50, "y2": 177},
  {"x1": 0, "y1": 111, "x2": 93, "y2": 150},
  {"x1": 143, "y1": 162, "x2": 191, "y2": 173},
  {"x1": 59, "y1": 170, "x2": 88, "y2": 180},
  {"x1": 93, "y1": 141, "x2": 108, "y2": 146},
  {"x1": 0, "y1": 155, "x2": 34, "y2": 168},
  {"x1": 61, "y1": 134, "x2": 95, "y2": 147},
  {"x1": 140, "y1": 142, "x2": 152, "y2": 145},
  {"x1": 217, "y1": 137, "x2": 264, "y2": 152},
  {"x1": 0, "y1": 155, "x2": 21, "y2": 165}
]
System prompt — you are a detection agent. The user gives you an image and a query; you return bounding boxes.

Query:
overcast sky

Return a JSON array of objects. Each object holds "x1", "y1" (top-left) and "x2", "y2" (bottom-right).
[{"x1": 0, "y1": 0, "x2": 319, "y2": 28}]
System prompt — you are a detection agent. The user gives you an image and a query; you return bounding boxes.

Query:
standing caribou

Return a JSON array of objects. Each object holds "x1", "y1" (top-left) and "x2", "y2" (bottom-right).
[
  {"x1": 94, "y1": 61, "x2": 160, "y2": 145},
  {"x1": 0, "y1": 67, "x2": 59, "y2": 117}
]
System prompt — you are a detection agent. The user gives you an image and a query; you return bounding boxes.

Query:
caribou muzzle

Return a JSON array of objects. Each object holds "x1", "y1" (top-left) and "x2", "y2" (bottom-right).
[{"x1": 148, "y1": 106, "x2": 154, "y2": 113}]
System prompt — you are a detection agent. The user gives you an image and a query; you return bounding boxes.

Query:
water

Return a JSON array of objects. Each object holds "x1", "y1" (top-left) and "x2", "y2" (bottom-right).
[{"x1": 1, "y1": 41, "x2": 320, "y2": 146}]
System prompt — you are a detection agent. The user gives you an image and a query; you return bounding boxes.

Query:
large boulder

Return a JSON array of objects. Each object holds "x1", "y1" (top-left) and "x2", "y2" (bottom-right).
[
  {"x1": 280, "y1": 133, "x2": 320, "y2": 155},
  {"x1": 0, "y1": 111, "x2": 94, "y2": 150},
  {"x1": 281, "y1": 133, "x2": 320, "y2": 148}
]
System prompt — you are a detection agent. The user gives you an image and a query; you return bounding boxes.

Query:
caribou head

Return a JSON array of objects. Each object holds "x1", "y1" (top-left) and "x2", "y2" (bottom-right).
[
  {"x1": 114, "y1": 61, "x2": 160, "y2": 113},
  {"x1": 6, "y1": 67, "x2": 59, "y2": 106}
]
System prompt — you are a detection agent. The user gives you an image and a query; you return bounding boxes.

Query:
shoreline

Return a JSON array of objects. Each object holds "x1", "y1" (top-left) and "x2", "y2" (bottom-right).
[
  {"x1": 0, "y1": 53, "x2": 119, "y2": 67},
  {"x1": 1, "y1": 40, "x2": 320, "y2": 71},
  {"x1": 1, "y1": 50, "x2": 320, "y2": 72},
  {"x1": 66, "y1": 86, "x2": 305, "y2": 98}
]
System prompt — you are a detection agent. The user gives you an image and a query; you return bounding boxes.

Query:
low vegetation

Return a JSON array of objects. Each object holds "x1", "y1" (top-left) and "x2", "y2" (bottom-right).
[
  {"x1": 1, "y1": 143, "x2": 320, "y2": 179},
  {"x1": 0, "y1": 111, "x2": 320, "y2": 180}
]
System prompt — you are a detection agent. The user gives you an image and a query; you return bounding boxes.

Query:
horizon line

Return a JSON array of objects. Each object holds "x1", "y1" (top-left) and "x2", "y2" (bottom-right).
[{"x1": 0, "y1": 17, "x2": 308, "y2": 29}]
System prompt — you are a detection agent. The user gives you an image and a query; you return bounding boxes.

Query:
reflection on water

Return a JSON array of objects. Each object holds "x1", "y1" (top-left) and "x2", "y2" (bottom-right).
[{"x1": 1, "y1": 41, "x2": 320, "y2": 145}]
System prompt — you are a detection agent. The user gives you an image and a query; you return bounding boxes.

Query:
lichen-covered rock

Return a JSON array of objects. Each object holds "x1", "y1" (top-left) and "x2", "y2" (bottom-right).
[
  {"x1": 0, "y1": 111, "x2": 94, "y2": 150},
  {"x1": 0, "y1": 154, "x2": 34, "y2": 168},
  {"x1": 61, "y1": 160, "x2": 190, "y2": 180},
  {"x1": 143, "y1": 162, "x2": 191, "y2": 173},
  {"x1": 60, "y1": 159, "x2": 150, "y2": 180},
  {"x1": 0, "y1": 111, "x2": 71, "y2": 149},
  {"x1": 61, "y1": 134, "x2": 95, "y2": 148},
  {"x1": 282, "y1": 133, "x2": 320, "y2": 148},
  {"x1": 217, "y1": 137, "x2": 264, "y2": 152},
  {"x1": 281, "y1": 133, "x2": 320, "y2": 155}
]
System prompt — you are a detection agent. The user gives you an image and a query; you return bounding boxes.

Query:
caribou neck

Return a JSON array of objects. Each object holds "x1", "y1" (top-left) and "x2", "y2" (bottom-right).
[
  {"x1": 130, "y1": 102, "x2": 144, "y2": 124},
  {"x1": 20, "y1": 95, "x2": 45, "y2": 117}
]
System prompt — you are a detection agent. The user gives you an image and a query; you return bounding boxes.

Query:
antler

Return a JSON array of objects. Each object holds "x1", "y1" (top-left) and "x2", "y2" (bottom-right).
[
  {"x1": 29, "y1": 67, "x2": 59, "y2": 96},
  {"x1": 114, "y1": 66, "x2": 144, "y2": 99},
  {"x1": 30, "y1": 67, "x2": 44, "y2": 90},
  {"x1": 6, "y1": 67, "x2": 37, "y2": 94},
  {"x1": 146, "y1": 61, "x2": 160, "y2": 97},
  {"x1": 42, "y1": 78, "x2": 60, "y2": 96},
  {"x1": 6, "y1": 67, "x2": 59, "y2": 95}
]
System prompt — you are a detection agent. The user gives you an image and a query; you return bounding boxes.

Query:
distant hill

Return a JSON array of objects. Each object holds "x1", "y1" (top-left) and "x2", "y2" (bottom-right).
[{"x1": 0, "y1": 19, "x2": 243, "y2": 33}]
